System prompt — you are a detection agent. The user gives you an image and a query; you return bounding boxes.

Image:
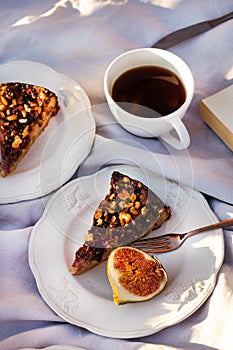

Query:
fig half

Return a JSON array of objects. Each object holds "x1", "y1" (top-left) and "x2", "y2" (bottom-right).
[{"x1": 107, "y1": 246, "x2": 167, "y2": 305}]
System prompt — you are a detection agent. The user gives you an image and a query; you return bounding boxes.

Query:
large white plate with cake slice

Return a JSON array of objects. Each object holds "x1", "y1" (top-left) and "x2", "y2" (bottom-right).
[
  {"x1": 29, "y1": 165, "x2": 224, "y2": 339},
  {"x1": 0, "y1": 60, "x2": 95, "y2": 203}
]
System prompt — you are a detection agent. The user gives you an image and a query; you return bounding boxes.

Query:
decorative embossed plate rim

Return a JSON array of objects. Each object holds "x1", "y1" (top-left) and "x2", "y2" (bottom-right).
[
  {"x1": 29, "y1": 165, "x2": 224, "y2": 339},
  {"x1": 0, "y1": 60, "x2": 95, "y2": 203}
]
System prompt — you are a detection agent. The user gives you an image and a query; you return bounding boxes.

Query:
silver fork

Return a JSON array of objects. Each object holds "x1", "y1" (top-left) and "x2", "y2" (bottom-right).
[{"x1": 131, "y1": 217, "x2": 233, "y2": 253}]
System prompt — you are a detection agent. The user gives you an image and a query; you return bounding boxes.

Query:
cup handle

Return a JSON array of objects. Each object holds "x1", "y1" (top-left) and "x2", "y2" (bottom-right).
[{"x1": 159, "y1": 117, "x2": 190, "y2": 150}]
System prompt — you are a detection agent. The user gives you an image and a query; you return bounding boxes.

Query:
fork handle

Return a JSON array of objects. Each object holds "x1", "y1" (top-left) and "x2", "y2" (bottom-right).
[{"x1": 186, "y1": 217, "x2": 233, "y2": 238}]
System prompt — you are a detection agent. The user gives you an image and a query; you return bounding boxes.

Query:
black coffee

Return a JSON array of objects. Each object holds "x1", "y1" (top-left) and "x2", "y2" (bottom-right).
[{"x1": 112, "y1": 66, "x2": 186, "y2": 118}]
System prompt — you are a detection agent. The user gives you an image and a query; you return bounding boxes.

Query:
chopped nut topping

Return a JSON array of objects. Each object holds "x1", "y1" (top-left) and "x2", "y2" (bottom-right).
[
  {"x1": 1, "y1": 96, "x2": 8, "y2": 106},
  {"x1": 111, "y1": 215, "x2": 117, "y2": 223},
  {"x1": 110, "y1": 202, "x2": 116, "y2": 210},
  {"x1": 130, "y1": 207, "x2": 139, "y2": 216},
  {"x1": 141, "y1": 207, "x2": 147, "y2": 216},
  {"x1": 97, "y1": 218, "x2": 103, "y2": 226},
  {"x1": 19, "y1": 118, "x2": 28, "y2": 123},
  {"x1": 22, "y1": 125, "x2": 29, "y2": 138},
  {"x1": 85, "y1": 233, "x2": 94, "y2": 242},
  {"x1": 48, "y1": 96, "x2": 57, "y2": 108},
  {"x1": 123, "y1": 176, "x2": 130, "y2": 182},
  {"x1": 94, "y1": 210, "x2": 102, "y2": 220},
  {"x1": 119, "y1": 212, "x2": 132, "y2": 225},
  {"x1": 35, "y1": 106, "x2": 41, "y2": 115},
  {"x1": 24, "y1": 104, "x2": 31, "y2": 112},
  {"x1": 7, "y1": 115, "x2": 17, "y2": 121},
  {"x1": 12, "y1": 135, "x2": 22, "y2": 149},
  {"x1": 131, "y1": 193, "x2": 136, "y2": 202},
  {"x1": 21, "y1": 109, "x2": 27, "y2": 118},
  {"x1": 119, "y1": 201, "x2": 126, "y2": 209},
  {"x1": 39, "y1": 91, "x2": 46, "y2": 102},
  {"x1": 109, "y1": 193, "x2": 115, "y2": 201}
]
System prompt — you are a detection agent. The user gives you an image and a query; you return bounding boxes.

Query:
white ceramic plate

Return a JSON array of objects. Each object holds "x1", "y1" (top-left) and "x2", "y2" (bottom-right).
[
  {"x1": 29, "y1": 165, "x2": 224, "y2": 339},
  {"x1": 0, "y1": 60, "x2": 95, "y2": 203}
]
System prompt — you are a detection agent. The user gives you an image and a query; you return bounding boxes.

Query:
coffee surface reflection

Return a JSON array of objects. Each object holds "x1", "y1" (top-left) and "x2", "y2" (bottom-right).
[{"x1": 112, "y1": 66, "x2": 186, "y2": 118}]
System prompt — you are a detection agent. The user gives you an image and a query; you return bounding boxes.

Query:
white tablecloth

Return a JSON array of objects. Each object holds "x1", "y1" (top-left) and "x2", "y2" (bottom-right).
[{"x1": 0, "y1": 1, "x2": 233, "y2": 349}]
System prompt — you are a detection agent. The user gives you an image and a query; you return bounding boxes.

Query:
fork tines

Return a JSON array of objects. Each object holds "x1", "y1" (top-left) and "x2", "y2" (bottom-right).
[{"x1": 131, "y1": 236, "x2": 169, "y2": 251}]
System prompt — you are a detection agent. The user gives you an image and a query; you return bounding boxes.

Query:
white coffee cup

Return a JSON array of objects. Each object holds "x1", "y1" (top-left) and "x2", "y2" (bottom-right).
[{"x1": 104, "y1": 48, "x2": 194, "y2": 150}]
